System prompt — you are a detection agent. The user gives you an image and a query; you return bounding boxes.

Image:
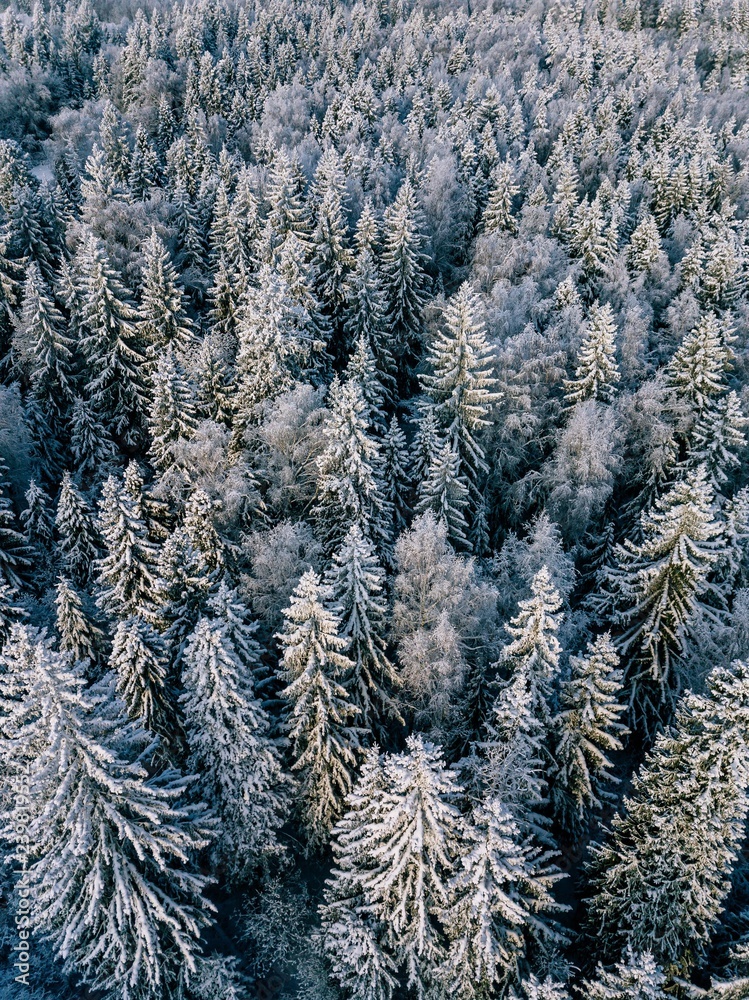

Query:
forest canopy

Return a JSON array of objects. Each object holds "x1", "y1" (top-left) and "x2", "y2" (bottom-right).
[{"x1": 1, "y1": 0, "x2": 749, "y2": 997}]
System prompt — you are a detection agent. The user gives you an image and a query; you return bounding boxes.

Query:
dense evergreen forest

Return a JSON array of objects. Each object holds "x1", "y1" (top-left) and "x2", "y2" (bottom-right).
[{"x1": 2, "y1": 0, "x2": 749, "y2": 997}]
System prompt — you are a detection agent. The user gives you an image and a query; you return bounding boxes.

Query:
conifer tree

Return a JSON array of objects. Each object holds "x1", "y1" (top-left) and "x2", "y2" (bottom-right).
[
  {"x1": 686, "y1": 389, "x2": 747, "y2": 490},
  {"x1": 471, "y1": 668, "x2": 551, "y2": 843},
  {"x1": 182, "y1": 617, "x2": 288, "y2": 876},
  {"x1": 606, "y1": 466, "x2": 724, "y2": 709},
  {"x1": 129, "y1": 125, "x2": 159, "y2": 200},
  {"x1": 310, "y1": 174, "x2": 354, "y2": 324},
  {"x1": 344, "y1": 213, "x2": 395, "y2": 399},
  {"x1": 5, "y1": 642, "x2": 214, "y2": 999},
  {"x1": 109, "y1": 613, "x2": 175, "y2": 743},
  {"x1": 586, "y1": 658, "x2": 749, "y2": 970},
  {"x1": 483, "y1": 161, "x2": 519, "y2": 234},
  {"x1": 183, "y1": 488, "x2": 224, "y2": 575},
  {"x1": 327, "y1": 524, "x2": 402, "y2": 732},
  {"x1": 80, "y1": 142, "x2": 123, "y2": 207},
  {"x1": 667, "y1": 312, "x2": 733, "y2": 419},
  {"x1": 345, "y1": 335, "x2": 387, "y2": 433},
  {"x1": 421, "y1": 282, "x2": 499, "y2": 497},
  {"x1": 17, "y1": 261, "x2": 74, "y2": 421},
  {"x1": 194, "y1": 335, "x2": 234, "y2": 424},
  {"x1": 148, "y1": 345, "x2": 197, "y2": 470},
  {"x1": 55, "y1": 471, "x2": 99, "y2": 586},
  {"x1": 139, "y1": 228, "x2": 195, "y2": 357},
  {"x1": 55, "y1": 575, "x2": 101, "y2": 668},
  {"x1": 95, "y1": 473, "x2": 159, "y2": 621},
  {"x1": 383, "y1": 414, "x2": 411, "y2": 537},
  {"x1": 501, "y1": 566, "x2": 564, "y2": 726},
  {"x1": 628, "y1": 215, "x2": 664, "y2": 274},
  {"x1": 551, "y1": 634, "x2": 627, "y2": 837},
  {"x1": 276, "y1": 569, "x2": 360, "y2": 851},
  {"x1": 381, "y1": 180, "x2": 429, "y2": 369},
  {"x1": 320, "y1": 747, "x2": 398, "y2": 1000},
  {"x1": 232, "y1": 265, "x2": 306, "y2": 434},
  {"x1": 69, "y1": 394, "x2": 117, "y2": 478},
  {"x1": 563, "y1": 302, "x2": 621, "y2": 406},
  {"x1": 359, "y1": 736, "x2": 462, "y2": 995},
  {"x1": 412, "y1": 400, "x2": 442, "y2": 484},
  {"x1": 207, "y1": 580, "x2": 263, "y2": 676},
  {"x1": 0, "y1": 463, "x2": 31, "y2": 591},
  {"x1": 153, "y1": 526, "x2": 212, "y2": 662},
  {"x1": 75, "y1": 231, "x2": 147, "y2": 444},
  {"x1": 581, "y1": 949, "x2": 669, "y2": 1000},
  {"x1": 20, "y1": 478, "x2": 54, "y2": 553},
  {"x1": 0, "y1": 579, "x2": 26, "y2": 648},
  {"x1": 440, "y1": 798, "x2": 566, "y2": 998},
  {"x1": 266, "y1": 148, "x2": 310, "y2": 251},
  {"x1": 314, "y1": 376, "x2": 391, "y2": 553},
  {"x1": 416, "y1": 437, "x2": 471, "y2": 550}
]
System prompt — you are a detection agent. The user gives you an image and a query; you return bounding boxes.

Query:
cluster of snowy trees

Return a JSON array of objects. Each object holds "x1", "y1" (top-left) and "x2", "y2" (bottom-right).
[{"x1": 1, "y1": 0, "x2": 749, "y2": 997}]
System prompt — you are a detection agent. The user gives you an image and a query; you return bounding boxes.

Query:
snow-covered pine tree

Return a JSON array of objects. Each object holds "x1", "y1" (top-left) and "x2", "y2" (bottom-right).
[
  {"x1": 563, "y1": 301, "x2": 621, "y2": 406},
  {"x1": 606, "y1": 465, "x2": 724, "y2": 713},
  {"x1": 412, "y1": 399, "x2": 442, "y2": 485},
  {"x1": 326, "y1": 523, "x2": 402, "y2": 733},
  {"x1": 310, "y1": 160, "x2": 354, "y2": 327},
  {"x1": 55, "y1": 471, "x2": 99, "y2": 586},
  {"x1": 345, "y1": 334, "x2": 387, "y2": 434},
  {"x1": 551, "y1": 633, "x2": 627, "y2": 838},
  {"x1": 469, "y1": 668, "x2": 551, "y2": 843},
  {"x1": 95, "y1": 472, "x2": 159, "y2": 621},
  {"x1": 148, "y1": 344, "x2": 197, "y2": 470},
  {"x1": 16, "y1": 261, "x2": 73, "y2": 421},
  {"x1": 69, "y1": 393, "x2": 117, "y2": 478},
  {"x1": 232, "y1": 264, "x2": 304, "y2": 436},
  {"x1": 628, "y1": 214, "x2": 664, "y2": 274},
  {"x1": 323, "y1": 738, "x2": 462, "y2": 998},
  {"x1": 277, "y1": 229, "x2": 331, "y2": 370},
  {"x1": 381, "y1": 179, "x2": 429, "y2": 374},
  {"x1": 207, "y1": 580, "x2": 263, "y2": 677},
  {"x1": 20, "y1": 477, "x2": 53, "y2": 553},
  {"x1": 314, "y1": 376, "x2": 391, "y2": 553},
  {"x1": 5, "y1": 643, "x2": 214, "y2": 999},
  {"x1": 581, "y1": 949, "x2": 669, "y2": 1000},
  {"x1": 320, "y1": 746, "x2": 397, "y2": 1000},
  {"x1": 586, "y1": 658, "x2": 749, "y2": 971},
  {"x1": 183, "y1": 487, "x2": 224, "y2": 575},
  {"x1": 343, "y1": 209, "x2": 396, "y2": 401},
  {"x1": 109, "y1": 613, "x2": 176, "y2": 744},
  {"x1": 685, "y1": 390, "x2": 747, "y2": 491},
  {"x1": 0, "y1": 576, "x2": 25, "y2": 646},
  {"x1": 276, "y1": 569, "x2": 360, "y2": 851},
  {"x1": 360, "y1": 735, "x2": 462, "y2": 996},
  {"x1": 75, "y1": 230, "x2": 148, "y2": 445},
  {"x1": 440, "y1": 797, "x2": 566, "y2": 999},
  {"x1": 416, "y1": 437, "x2": 471, "y2": 550},
  {"x1": 666, "y1": 312, "x2": 733, "y2": 421},
  {"x1": 421, "y1": 282, "x2": 499, "y2": 498},
  {"x1": 266, "y1": 147, "x2": 311, "y2": 251},
  {"x1": 194, "y1": 334, "x2": 234, "y2": 424},
  {"x1": 139, "y1": 227, "x2": 195, "y2": 357},
  {"x1": 382, "y1": 413, "x2": 411, "y2": 537},
  {"x1": 483, "y1": 161, "x2": 519, "y2": 234},
  {"x1": 182, "y1": 617, "x2": 287, "y2": 877},
  {"x1": 153, "y1": 525, "x2": 212, "y2": 662},
  {"x1": 55, "y1": 575, "x2": 101, "y2": 668},
  {"x1": 129, "y1": 125, "x2": 158, "y2": 200},
  {"x1": 0, "y1": 462, "x2": 31, "y2": 591},
  {"x1": 501, "y1": 566, "x2": 564, "y2": 726}
]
